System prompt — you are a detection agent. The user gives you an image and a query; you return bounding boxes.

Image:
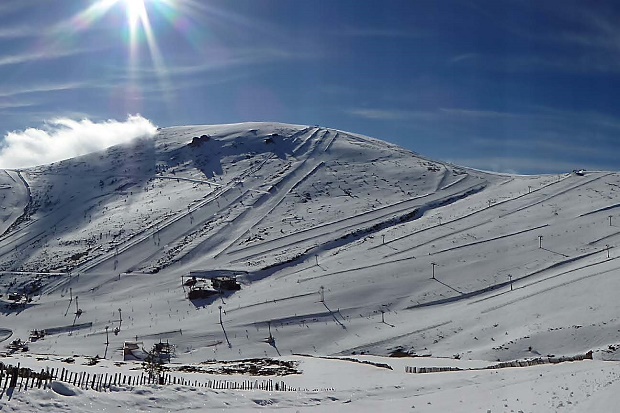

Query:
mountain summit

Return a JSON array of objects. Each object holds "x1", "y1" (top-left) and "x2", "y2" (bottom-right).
[{"x1": 1, "y1": 122, "x2": 619, "y2": 365}]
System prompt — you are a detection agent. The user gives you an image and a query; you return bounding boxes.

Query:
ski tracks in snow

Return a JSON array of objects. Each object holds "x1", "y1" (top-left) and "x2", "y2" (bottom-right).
[
  {"x1": 211, "y1": 128, "x2": 336, "y2": 259},
  {"x1": 224, "y1": 182, "x2": 487, "y2": 265}
]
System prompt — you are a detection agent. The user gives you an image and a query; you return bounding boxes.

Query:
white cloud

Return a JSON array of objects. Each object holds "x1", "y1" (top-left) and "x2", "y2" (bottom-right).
[
  {"x1": 448, "y1": 156, "x2": 602, "y2": 175},
  {"x1": 439, "y1": 108, "x2": 524, "y2": 119},
  {"x1": 0, "y1": 26, "x2": 38, "y2": 39},
  {"x1": 449, "y1": 53, "x2": 478, "y2": 64},
  {"x1": 335, "y1": 26, "x2": 426, "y2": 38},
  {"x1": 346, "y1": 108, "x2": 436, "y2": 121},
  {"x1": 0, "y1": 82, "x2": 86, "y2": 99},
  {"x1": 0, "y1": 115, "x2": 158, "y2": 169},
  {"x1": 0, "y1": 47, "x2": 98, "y2": 68}
]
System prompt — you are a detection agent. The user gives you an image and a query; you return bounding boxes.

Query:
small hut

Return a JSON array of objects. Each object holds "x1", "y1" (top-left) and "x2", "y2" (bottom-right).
[
  {"x1": 187, "y1": 287, "x2": 218, "y2": 300},
  {"x1": 123, "y1": 341, "x2": 146, "y2": 360},
  {"x1": 183, "y1": 270, "x2": 245, "y2": 300},
  {"x1": 212, "y1": 276, "x2": 241, "y2": 291}
]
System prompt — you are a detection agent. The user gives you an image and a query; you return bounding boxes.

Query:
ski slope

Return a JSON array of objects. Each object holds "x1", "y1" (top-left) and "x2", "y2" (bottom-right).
[{"x1": 1, "y1": 122, "x2": 620, "y2": 411}]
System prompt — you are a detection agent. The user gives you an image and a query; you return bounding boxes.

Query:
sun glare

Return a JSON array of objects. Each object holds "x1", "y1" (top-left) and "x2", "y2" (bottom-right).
[
  {"x1": 61, "y1": 0, "x2": 207, "y2": 113},
  {"x1": 124, "y1": 0, "x2": 147, "y2": 28},
  {"x1": 125, "y1": 0, "x2": 146, "y2": 14}
]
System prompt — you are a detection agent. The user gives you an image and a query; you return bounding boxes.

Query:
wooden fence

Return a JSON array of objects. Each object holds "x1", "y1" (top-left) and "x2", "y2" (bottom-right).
[
  {"x1": 405, "y1": 351, "x2": 594, "y2": 374},
  {"x1": 0, "y1": 361, "x2": 299, "y2": 399}
]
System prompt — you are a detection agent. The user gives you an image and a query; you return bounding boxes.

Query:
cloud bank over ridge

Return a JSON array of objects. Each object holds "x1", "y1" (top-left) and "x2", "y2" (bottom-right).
[{"x1": 0, "y1": 115, "x2": 157, "y2": 169}]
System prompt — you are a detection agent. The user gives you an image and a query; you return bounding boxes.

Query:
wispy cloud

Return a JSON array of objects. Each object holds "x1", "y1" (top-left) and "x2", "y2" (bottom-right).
[
  {"x1": 0, "y1": 115, "x2": 158, "y2": 169},
  {"x1": 129, "y1": 46, "x2": 318, "y2": 79},
  {"x1": 0, "y1": 0, "x2": 39, "y2": 15},
  {"x1": 336, "y1": 27, "x2": 425, "y2": 38},
  {"x1": 347, "y1": 104, "x2": 620, "y2": 172},
  {"x1": 0, "y1": 82, "x2": 86, "y2": 99},
  {"x1": 0, "y1": 101, "x2": 37, "y2": 110},
  {"x1": 0, "y1": 25, "x2": 40, "y2": 39},
  {"x1": 348, "y1": 105, "x2": 620, "y2": 131},
  {"x1": 0, "y1": 47, "x2": 98, "y2": 68},
  {"x1": 480, "y1": 53, "x2": 620, "y2": 74},
  {"x1": 550, "y1": 4, "x2": 620, "y2": 55},
  {"x1": 470, "y1": 135, "x2": 615, "y2": 164},
  {"x1": 347, "y1": 107, "x2": 523, "y2": 121},
  {"x1": 346, "y1": 108, "x2": 436, "y2": 121},
  {"x1": 528, "y1": 106, "x2": 620, "y2": 132},
  {"x1": 449, "y1": 53, "x2": 478, "y2": 64},
  {"x1": 439, "y1": 108, "x2": 524, "y2": 119},
  {"x1": 464, "y1": 2, "x2": 620, "y2": 73},
  {"x1": 449, "y1": 156, "x2": 605, "y2": 175}
]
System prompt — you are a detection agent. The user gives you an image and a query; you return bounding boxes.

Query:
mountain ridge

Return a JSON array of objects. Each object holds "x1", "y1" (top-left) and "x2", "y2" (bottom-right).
[{"x1": 0, "y1": 122, "x2": 619, "y2": 368}]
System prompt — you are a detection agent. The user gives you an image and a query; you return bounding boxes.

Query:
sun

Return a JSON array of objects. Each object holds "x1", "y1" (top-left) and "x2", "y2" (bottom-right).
[
  {"x1": 123, "y1": 0, "x2": 148, "y2": 29},
  {"x1": 61, "y1": 0, "x2": 201, "y2": 110},
  {"x1": 122, "y1": 0, "x2": 150, "y2": 51},
  {"x1": 64, "y1": 0, "x2": 196, "y2": 66},
  {"x1": 125, "y1": 0, "x2": 146, "y2": 14}
]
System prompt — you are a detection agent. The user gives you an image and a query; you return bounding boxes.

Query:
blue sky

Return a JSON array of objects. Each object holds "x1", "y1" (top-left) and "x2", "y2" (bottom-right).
[{"x1": 0, "y1": 0, "x2": 619, "y2": 173}]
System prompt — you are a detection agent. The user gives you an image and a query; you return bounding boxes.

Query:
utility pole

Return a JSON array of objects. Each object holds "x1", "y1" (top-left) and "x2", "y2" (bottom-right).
[
  {"x1": 267, "y1": 320, "x2": 274, "y2": 345},
  {"x1": 538, "y1": 235, "x2": 543, "y2": 249},
  {"x1": 218, "y1": 305, "x2": 223, "y2": 325},
  {"x1": 315, "y1": 254, "x2": 319, "y2": 266},
  {"x1": 607, "y1": 244, "x2": 611, "y2": 258},
  {"x1": 104, "y1": 326, "x2": 109, "y2": 359},
  {"x1": 382, "y1": 234, "x2": 385, "y2": 244},
  {"x1": 609, "y1": 215, "x2": 613, "y2": 227},
  {"x1": 431, "y1": 262, "x2": 436, "y2": 280},
  {"x1": 319, "y1": 286, "x2": 325, "y2": 303},
  {"x1": 118, "y1": 308, "x2": 122, "y2": 328},
  {"x1": 508, "y1": 274, "x2": 513, "y2": 291}
]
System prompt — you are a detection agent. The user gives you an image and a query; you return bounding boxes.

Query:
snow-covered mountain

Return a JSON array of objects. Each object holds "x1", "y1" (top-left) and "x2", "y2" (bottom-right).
[{"x1": 2, "y1": 122, "x2": 620, "y2": 411}]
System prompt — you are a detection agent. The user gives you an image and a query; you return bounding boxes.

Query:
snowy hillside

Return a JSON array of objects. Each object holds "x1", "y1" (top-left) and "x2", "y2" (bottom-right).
[{"x1": 2, "y1": 122, "x2": 620, "y2": 411}]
